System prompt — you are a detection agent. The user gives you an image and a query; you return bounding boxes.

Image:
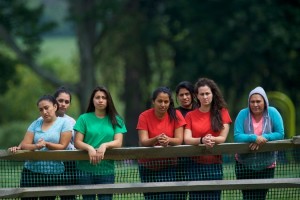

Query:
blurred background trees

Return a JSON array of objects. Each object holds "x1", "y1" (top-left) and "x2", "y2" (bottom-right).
[{"x1": 0, "y1": 0, "x2": 299, "y2": 147}]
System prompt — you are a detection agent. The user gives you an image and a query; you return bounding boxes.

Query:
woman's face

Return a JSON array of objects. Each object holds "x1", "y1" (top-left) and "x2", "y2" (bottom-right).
[
  {"x1": 153, "y1": 92, "x2": 170, "y2": 116},
  {"x1": 56, "y1": 92, "x2": 71, "y2": 116},
  {"x1": 177, "y1": 88, "x2": 192, "y2": 109},
  {"x1": 249, "y1": 94, "x2": 265, "y2": 116},
  {"x1": 197, "y1": 85, "x2": 213, "y2": 107},
  {"x1": 38, "y1": 100, "x2": 57, "y2": 121},
  {"x1": 93, "y1": 91, "x2": 107, "y2": 111}
]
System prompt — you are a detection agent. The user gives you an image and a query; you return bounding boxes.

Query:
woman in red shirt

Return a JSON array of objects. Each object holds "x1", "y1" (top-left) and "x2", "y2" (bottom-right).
[
  {"x1": 137, "y1": 86, "x2": 186, "y2": 200},
  {"x1": 184, "y1": 78, "x2": 232, "y2": 200}
]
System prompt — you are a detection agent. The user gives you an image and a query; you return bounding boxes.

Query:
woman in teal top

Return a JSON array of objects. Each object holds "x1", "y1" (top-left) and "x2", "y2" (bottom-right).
[
  {"x1": 74, "y1": 86, "x2": 127, "y2": 200},
  {"x1": 234, "y1": 86, "x2": 284, "y2": 200}
]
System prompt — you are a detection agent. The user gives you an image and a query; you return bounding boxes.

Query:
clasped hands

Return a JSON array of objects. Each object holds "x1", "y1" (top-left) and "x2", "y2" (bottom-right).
[
  {"x1": 156, "y1": 133, "x2": 169, "y2": 147},
  {"x1": 88, "y1": 145, "x2": 106, "y2": 165},
  {"x1": 202, "y1": 134, "x2": 215, "y2": 148},
  {"x1": 35, "y1": 138, "x2": 47, "y2": 149}
]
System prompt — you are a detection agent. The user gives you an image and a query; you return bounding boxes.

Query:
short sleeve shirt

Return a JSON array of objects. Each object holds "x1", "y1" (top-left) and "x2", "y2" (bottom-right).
[
  {"x1": 185, "y1": 108, "x2": 232, "y2": 137},
  {"x1": 136, "y1": 108, "x2": 186, "y2": 141},
  {"x1": 74, "y1": 112, "x2": 127, "y2": 175},
  {"x1": 24, "y1": 117, "x2": 73, "y2": 174},
  {"x1": 136, "y1": 108, "x2": 186, "y2": 169},
  {"x1": 185, "y1": 108, "x2": 232, "y2": 164}
]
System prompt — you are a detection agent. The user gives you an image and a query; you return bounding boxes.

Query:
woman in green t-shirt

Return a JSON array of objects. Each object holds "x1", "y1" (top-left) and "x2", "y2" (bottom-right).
[{"x1": 74, "y1": 86, "x2": 127, "y2": 200}]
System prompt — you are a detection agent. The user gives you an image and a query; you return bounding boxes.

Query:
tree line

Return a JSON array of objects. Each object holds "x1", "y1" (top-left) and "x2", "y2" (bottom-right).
[{"x1": 0, "y1": 0, "x2": 300, "y2": 147}]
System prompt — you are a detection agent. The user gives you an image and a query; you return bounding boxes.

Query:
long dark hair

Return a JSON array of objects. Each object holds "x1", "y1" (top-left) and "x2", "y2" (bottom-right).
[
  {"x1": 53, "y1": 86, "x2": 72, "y2": 103},
  {"x1": 195, "y1": 78, "x2": 228, "y2": 132},
  {"x1": 37, "y1": 94, "x2": 59, "y2": 111},
  {"x1": 152, "y1": 86, "x2": 178, "y2": 122},
  {"x1": 86, "y1": 86, "x2": 121, "y2": 127},
  {"x1": 175, "y1": 81, "x2": 198, "y2": 109}
]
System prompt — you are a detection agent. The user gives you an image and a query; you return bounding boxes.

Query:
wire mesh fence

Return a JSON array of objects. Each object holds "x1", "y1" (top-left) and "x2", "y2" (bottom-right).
[{"x1": 0, "y1": 138, "x2": 299, "y2": 200}]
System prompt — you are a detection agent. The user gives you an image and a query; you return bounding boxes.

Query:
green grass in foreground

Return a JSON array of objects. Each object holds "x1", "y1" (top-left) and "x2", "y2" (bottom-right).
[{"x1": 1, "y1": 160, "x2": 299, "y2": 200}]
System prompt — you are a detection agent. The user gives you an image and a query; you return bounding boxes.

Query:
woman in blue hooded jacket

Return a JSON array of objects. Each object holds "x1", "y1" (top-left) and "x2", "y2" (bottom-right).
[{"x1": 234, "y1": 86, "x2": 284, "y2": 200}]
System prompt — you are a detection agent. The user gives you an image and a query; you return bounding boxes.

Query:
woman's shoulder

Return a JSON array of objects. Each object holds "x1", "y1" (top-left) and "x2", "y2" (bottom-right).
[
  {"x1": 64, "y1": 114, "x2": 75, "y2": 120},
  {"x1": 220, "y1": 107, "x2": 231, "y2": 114},
  {"x1": 140, "y1": 108, "x2": 154, "y2": 116},
  {"x1": 184, "y1": 109, "x2": 200, "y2": 120},
  {"x1": 187, "y1": 109, "x2": 199, "y2": 115},
  {"x1": 29, "y1": 117, "x2": 43, "y2": 127},
  {"x1": 267, "y1": 106, "x2": 279, "y2": 112},
  {"x1": 235, "y1": 108, "x2": 250, "y2": 120},
  {"x1": 77, "y1": 112, "x2": 94, "y2": 119},
  {"x1": 237, "y1": 107, "x2": 249, "y2": 114},
  {"x1": 63, "y1": 114, "x2": 76, "y2": 124},
  {"x1": 56, "y1": 116, "x2": 70, "y2": 124},
  {"x1": 267, "y1": 106, "x2": 282, "y2": 117},
  {"x1": 116, "y1": 114, "x2": 125, "y2": 122},
  {"x1": 175, "y1": 109, "x2": 185, "y2": 118}
]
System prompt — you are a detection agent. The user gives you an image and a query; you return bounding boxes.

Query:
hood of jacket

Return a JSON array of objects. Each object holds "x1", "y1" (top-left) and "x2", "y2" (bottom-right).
[
  {"x1": 248, "y1": 86, "x2": 269, "y2": 108},
  {"x1": 245, "y1": 86, "x2": 272, "y2": 133}
]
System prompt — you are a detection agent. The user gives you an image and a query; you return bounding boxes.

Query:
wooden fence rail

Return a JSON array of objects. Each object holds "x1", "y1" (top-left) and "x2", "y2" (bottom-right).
[
  {"x1": 0, "y1": 136, "x2": 299, "y2": 161},
  {"x1": 0, "y1": 136, "x2": 299, "y2": 199},
  {"x1": 1, "y1": 178, "x2": 300, "y2": 198}
]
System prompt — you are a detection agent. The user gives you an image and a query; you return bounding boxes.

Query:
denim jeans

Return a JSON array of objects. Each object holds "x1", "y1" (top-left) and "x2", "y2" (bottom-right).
[
  {"x1": 186, "y1": 160, "x2": 223, "y2": 200},
  {"x1": 20, "y1": 168, "x2": 61, "y2": 200},
  {"x1": 61, "y1": 161, "x2": 77, "y2": 200},
  {"x1": 138, "y1": 165, "x2": 180, "y2": 200},
  {"x1": 235, "y1": 161, "x2": 275, "y2": 200},
  {"x1": 175, "y1": 157, "x2": 189, "y2": 200},
  {"x1": 77, "y1": 170, "x2": 115, "y2": 200}
]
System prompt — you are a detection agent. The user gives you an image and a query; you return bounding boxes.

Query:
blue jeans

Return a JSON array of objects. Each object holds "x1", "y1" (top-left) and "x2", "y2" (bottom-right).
[
  {"x1": 20, "y1": 168, "x2": 63, "y2": 200},
  {"x1": 186, "y1": 160, "x2": 223, "y2": 200},
  {"x1": 61, "y1": 161, "x2": 77, "y2": 200},
  {"x1": 138, "y1": 165, "x2": 180, "y2": 200},
  {"x1": 175, "y1": 157, "x2": 189, "y2": 200},
  {"x1": 77, "y1": 170, "x2": 114, "y2": 200},
  {"x1": 235, "y1": 161, "x2": 275, "y2": 200}
]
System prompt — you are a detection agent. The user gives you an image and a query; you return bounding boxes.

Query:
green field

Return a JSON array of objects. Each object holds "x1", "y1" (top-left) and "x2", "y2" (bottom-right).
[{"x1": 40, "y1": 36, "x2": 77, "y2": 63}]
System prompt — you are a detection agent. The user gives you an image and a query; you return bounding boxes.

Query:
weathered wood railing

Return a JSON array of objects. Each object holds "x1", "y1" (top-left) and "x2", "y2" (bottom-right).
[{"x1": 0, "y1": 136, "x2": 299, "y2": 199}]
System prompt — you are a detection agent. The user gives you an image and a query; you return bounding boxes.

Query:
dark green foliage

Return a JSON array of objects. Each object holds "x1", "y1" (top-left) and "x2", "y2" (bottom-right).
[
  {"x1": 0, "y1": 121, "x2": 29, "y2": 148},
  {"x1": 1, "y1": 0, "x2": 300, "y2": 148},
  {"x1": 162, "y1": 0, "x2": 300, "y2": 127},
  {"x1": 0, "y1": 0, "x2": 56, "y2": 56},
  {"x1": 0, "y1": 53, "x2": 17, "y2": 93}
]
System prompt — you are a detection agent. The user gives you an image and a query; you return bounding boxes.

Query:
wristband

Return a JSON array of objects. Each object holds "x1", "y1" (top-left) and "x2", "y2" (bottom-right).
[{"x1": 200, "y1": 137, "x2": 203, "y2": 144}]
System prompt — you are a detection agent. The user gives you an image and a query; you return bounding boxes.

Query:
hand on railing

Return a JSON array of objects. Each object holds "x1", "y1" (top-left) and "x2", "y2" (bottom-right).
[
  {"x1": 8, "y1": 146, "x2": 21, "y2": 153},
  {"x1": 87, "y1": 144, "x2": 108, "y2": 165},
  {"x1": 88, "y1": 148, "x2": 100, "y2": 165},
  {"x1": 249, "y1": 136, "x2": 268, "y2": 150},
  {"x1": 96, "y1": 144, "x2": 107, "y2": 161}
]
